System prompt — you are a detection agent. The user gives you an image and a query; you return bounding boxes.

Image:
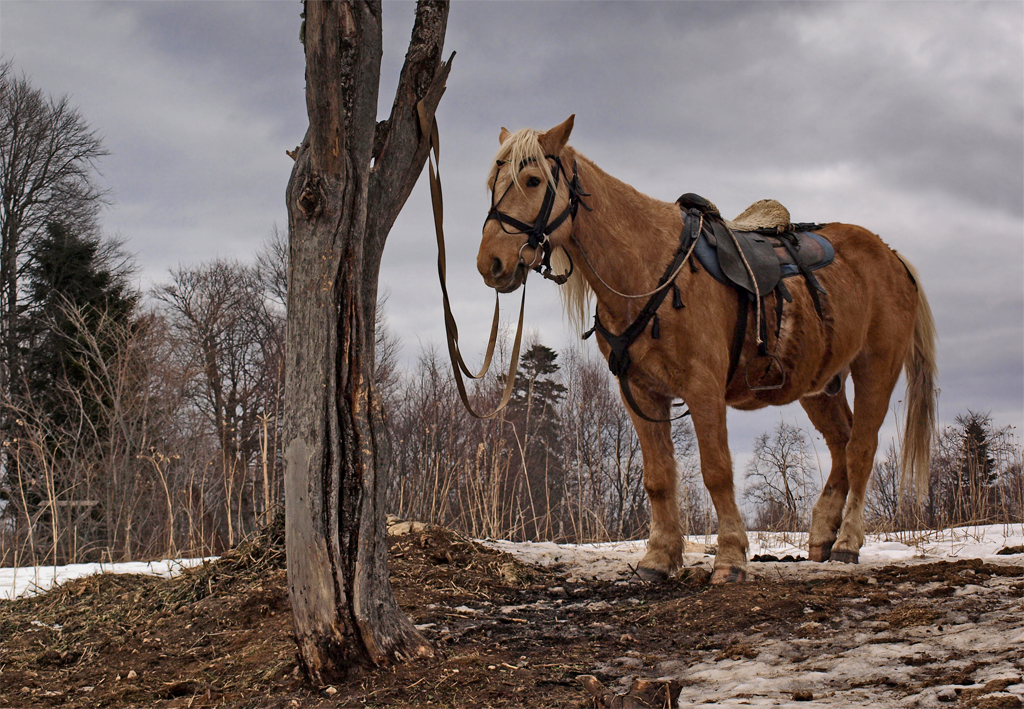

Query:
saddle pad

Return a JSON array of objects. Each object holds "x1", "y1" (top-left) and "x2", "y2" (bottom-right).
[{"x1": 693, "y1": 230, "x2": 835, "y2": 290}]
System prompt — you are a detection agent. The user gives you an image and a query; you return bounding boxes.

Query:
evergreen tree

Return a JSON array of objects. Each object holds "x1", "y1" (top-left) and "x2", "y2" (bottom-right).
[
  {"x1": 4, "y1": 221, "x2": 139, "y2": 557},
  {"x1": 930, "y1": 410, "x2": 1003, "y2": 526},
  {"x1": 20, "y1": 221, "x2": 138, "y2": 431},
  {"x1": 1, "y1": 60, "x2": 108, "y2": 423},
  {"x1": 957, "y1": 411, "x2": 997, "y2": 490},
  {"x1": 507, "y1": 343, "x2": 568, "y2": 538},
  {"x1": 512, "y1": 344, "x2": 567, "y2": 445}
]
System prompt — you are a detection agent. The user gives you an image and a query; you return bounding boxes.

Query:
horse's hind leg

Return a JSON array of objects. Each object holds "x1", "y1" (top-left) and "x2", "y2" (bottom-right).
[
  {"x1": 831, "y1": 353, "x2": 905, "y2": 563},
  {"x1": 800, "y1": 386, "x2": 853, "y2": 561}
]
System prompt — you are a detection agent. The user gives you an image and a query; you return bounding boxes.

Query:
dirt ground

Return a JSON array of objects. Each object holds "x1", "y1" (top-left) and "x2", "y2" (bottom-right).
[{"x1": 1, "y1": 519, "x2": 1022, "y2": 709}]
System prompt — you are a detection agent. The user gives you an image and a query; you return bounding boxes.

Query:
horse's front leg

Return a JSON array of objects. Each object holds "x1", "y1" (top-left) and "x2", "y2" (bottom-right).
[
  {"x1": 688, "y1": 388, "x2": 748, "y2": 583},
  {"x1": 621, "y1": 388, "x2": 684, "y2": 582}
]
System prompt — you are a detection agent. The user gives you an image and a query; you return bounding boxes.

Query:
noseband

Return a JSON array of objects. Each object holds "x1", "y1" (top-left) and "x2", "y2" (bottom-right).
[{"x1": 485, "y1": 154, "x2": 590, "y2": 284}]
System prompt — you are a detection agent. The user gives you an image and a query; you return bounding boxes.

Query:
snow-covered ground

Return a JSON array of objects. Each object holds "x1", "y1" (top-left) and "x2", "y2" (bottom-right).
[
  {"x1": 0, "y1": 557, "x2": 215, "y2": 600},
  {"x1": 483, "y1": 523, "x2": 1024, "y2": 582},
  {"x1": 4, "y1": 524, "x2": 1021, "y2": 599},
  {"x1": 487, "y1": 523, "x2": 1024, "y2": 709},
  {"x1": 3, "y1": 524, "x2": 1022, "y2": 708}
]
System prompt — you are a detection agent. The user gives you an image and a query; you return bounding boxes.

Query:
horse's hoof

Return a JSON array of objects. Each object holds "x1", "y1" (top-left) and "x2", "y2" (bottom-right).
[
  {"x1": 808, "y1": 541, "x2": 834, "y2": 562},
  {"x1": 830, "y1": 549, "x2": 859, "y2": 564},
  {"x1": 709, "y1": 566, "x2": 746, "y2": 584},
  {"x1": 634, "y1": 565, "x2": 669, "y2": 584}
]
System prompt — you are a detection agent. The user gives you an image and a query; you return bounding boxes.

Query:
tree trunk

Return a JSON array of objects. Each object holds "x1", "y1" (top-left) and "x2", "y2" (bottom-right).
[{"x1": 283, "y1": 0, "x2": 450, "y2": 682}]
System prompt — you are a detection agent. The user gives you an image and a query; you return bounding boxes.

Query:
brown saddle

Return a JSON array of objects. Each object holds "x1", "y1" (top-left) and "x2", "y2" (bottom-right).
[
  {"x1": 677, "y1": 193, "x2": 835, "y2": 390},
  {"x1": 584, "y1": 194, "x2": 835, "y2": 415},
  {"x1": 678, "y1": 194, "x2": 834, "y2": 301}
]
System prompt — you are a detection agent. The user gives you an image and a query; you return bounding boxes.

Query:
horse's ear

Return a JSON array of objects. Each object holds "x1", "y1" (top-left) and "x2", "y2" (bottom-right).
[
  {"x1": 539, "y1": 115, "x2": 575, "y2": 154},
  {"x1": 499, "y1": 127, "x2": 511, "y2": 145}
]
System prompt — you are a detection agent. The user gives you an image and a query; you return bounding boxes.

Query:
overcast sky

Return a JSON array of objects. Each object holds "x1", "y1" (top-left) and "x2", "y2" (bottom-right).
[{"x1": 2, "y1": 1, "x2": 1022, "y2": 472}]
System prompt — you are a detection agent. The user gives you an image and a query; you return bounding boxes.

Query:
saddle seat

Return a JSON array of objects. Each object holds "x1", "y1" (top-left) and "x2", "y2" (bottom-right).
[
  {"x1": 677, "y1": 193, "x2": 836, "y2": 387},
  {"x1": 677, "y1": 193, "x2": 834, "y2": 299}
]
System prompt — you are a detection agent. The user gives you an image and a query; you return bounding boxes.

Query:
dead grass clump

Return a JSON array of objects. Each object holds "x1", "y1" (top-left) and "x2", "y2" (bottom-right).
[{"x1": 165, "y1": 511, "x2": 285, "y2": 607}]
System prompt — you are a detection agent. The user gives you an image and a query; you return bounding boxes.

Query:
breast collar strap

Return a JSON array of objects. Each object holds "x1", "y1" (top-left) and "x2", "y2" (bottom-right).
[
  {"x1": 486, "y1": 155, "x2": 590, "y2": 284},
  {"x1": 580, "y1": 208, "x2": 704, "y2": 424}
]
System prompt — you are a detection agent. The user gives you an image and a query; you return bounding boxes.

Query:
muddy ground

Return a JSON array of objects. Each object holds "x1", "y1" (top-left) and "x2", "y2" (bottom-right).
[{"x1": 1, "y1": 520, "x2": 1022, "y2": 709}]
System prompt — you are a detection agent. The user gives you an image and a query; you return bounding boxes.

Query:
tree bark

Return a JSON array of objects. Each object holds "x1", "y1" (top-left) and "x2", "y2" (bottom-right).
[{"x1": 283, "y1": 0, "x2": 450, "y2": 681}]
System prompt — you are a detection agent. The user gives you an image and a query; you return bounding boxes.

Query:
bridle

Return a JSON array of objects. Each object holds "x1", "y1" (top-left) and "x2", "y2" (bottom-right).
[{"x1": 484, "y1": 154, "x2": 590, "y2": 285}]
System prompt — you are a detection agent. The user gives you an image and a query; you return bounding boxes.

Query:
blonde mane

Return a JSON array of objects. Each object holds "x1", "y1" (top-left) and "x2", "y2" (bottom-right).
[
  {"x1": 488, "y1": 128, "x2": 593, "y2": 335},
  {"x1": 550, "y1": 246, "x2": 592, "y2": 335}
]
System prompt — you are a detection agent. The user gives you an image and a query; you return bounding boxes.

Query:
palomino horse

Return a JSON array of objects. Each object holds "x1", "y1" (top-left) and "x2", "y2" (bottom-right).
[{"x1": 476, "y1": 116, "x2": 937, "y2": 584}]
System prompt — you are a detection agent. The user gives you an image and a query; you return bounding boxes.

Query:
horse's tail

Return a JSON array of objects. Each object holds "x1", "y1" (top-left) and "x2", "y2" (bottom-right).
[{"x1": 896, "y1": 254, "x2": 937, "y2": 500}]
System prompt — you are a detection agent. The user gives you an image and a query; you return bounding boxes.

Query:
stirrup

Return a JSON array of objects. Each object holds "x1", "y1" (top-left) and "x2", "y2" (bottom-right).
[{"x1": 745, "y1": 353, "x2": 786, "y2": 391}]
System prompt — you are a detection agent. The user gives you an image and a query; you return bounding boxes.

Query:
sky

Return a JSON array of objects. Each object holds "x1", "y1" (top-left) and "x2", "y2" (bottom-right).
[{"x1": 1, "y1": 0, "x2": 1022, "y2": 474}]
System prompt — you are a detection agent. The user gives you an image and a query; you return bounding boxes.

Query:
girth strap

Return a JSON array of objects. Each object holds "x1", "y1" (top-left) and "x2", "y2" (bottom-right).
[
  {"x1": 730, "y1": 292, "x2": 749, "y2": 384},
  {"x1": 776, "y1": 236, "x2": 827, "y2": 319}
]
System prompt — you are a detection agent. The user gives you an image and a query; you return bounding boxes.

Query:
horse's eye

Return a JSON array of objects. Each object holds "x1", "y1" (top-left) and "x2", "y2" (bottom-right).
[{"x1": 526, "y1": 176, "x2": 542, "y2": 188}]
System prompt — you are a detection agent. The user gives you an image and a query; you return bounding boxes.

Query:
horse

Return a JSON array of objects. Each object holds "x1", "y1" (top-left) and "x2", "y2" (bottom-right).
[{"x1": 475, "y1": 115, "x2": 937, "y2": 584}]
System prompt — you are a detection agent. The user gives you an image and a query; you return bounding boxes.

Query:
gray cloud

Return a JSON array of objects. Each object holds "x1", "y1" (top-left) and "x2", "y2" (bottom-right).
[{"x1": 2, "y1": 0, "x2": 1021, "y2": 446}]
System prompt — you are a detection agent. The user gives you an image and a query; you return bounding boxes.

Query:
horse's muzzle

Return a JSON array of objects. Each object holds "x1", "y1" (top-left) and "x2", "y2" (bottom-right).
[{"x1": 492, "y1": 262, "x2": 526, "y2": 293}]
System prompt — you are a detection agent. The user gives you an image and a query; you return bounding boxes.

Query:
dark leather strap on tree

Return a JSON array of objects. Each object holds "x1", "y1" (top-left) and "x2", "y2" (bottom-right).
[{"x1": 418, "y1": 101, "x2": 526, "y2": 419}]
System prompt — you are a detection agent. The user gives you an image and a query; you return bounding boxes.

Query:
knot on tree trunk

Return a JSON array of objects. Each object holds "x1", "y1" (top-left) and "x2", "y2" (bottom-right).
[{"x1": 297, "y1": 173, "x2": 325, "y2": 219}]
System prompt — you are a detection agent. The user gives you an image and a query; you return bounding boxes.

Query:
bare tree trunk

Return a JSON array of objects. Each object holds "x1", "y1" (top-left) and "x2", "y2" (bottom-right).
[{"x1": 284, "y1": 0, "x2": 450, "y2": 681}]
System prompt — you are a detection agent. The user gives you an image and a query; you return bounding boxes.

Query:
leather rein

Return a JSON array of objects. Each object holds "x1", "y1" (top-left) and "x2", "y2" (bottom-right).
[{"x1": 420, "y1": 104, "x2": 586, "y2": 418}]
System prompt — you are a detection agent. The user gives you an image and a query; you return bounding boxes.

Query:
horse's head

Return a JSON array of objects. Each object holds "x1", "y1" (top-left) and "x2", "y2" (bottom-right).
[{"x1": 477, "y1": 115, "x2": 584, "y2": 292}]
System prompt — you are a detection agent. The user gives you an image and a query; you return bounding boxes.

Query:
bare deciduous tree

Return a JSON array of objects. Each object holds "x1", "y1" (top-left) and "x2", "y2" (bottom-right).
[
  {"x1": 382, "y1": 338, "x2": 708, "y2": 545},
  {"x1": 865, "y1": 441, "x2": 918, "y2": 531},
  {"x1": 0, "y1": 60, "x2": 108, "y2": 403},
  {"x1": 255, "y1": 225, "x2": 288, "y2": 310},
  {"x1": 0, "y1": 300, "x2": 157, "y2": 565},
  {"x1": 283, "y1": 0, "x2": 451, "y2": 679},
  {"x1": 744, "y1": 421, "x2": 819, "y2": 531},
  {"x1": 156, "y1": 260, "x2": 283, "y2": 547}
]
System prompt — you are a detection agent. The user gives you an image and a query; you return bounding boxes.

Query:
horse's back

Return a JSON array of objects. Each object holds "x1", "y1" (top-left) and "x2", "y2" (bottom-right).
[{"x1": 824, "y1": 221, "x2": 920, "y2": 353}]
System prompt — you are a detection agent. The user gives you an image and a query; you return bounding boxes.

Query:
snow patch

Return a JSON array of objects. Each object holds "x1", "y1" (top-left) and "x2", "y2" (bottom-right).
[
  {"x1": 482, "y1": 524, "x2": 1024, "y2": 582},
  {"x1": 1, "y1": 557, "x2": 216, "y2": 600}
]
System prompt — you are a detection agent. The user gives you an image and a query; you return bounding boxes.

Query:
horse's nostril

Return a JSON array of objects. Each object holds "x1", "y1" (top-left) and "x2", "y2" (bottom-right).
[{"x1": 491, "y1": 257, "x2": 503, "y2": 277}]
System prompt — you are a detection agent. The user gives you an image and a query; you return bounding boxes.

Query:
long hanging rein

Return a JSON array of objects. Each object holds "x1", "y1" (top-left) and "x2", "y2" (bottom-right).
[
  {"x1": 417, "y1": 105, "x2": 515, "y2": 418},
  {"x1": 419, "y1": 104, "x2": 584, "y2": 419}
]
